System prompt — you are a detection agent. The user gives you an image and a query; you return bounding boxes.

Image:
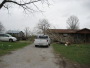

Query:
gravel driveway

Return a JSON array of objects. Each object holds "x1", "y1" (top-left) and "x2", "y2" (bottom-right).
[{"x1": 0, "y1": 44, "x2": 59, "y2": 68}]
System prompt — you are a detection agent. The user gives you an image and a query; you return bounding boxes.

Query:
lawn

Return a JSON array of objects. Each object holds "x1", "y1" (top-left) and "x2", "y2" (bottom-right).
[
  {"x1": 0, "y1": 41, "x2": 32, "y2": 56},
  {"x1": 52, "y1": 43, "x2": 90, "y2": 66}
]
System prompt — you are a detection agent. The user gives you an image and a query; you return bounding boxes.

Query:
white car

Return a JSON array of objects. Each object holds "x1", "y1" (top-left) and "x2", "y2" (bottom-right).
[
  {"x1": 34, "y1": 35, "x2": 51, "y2": 47},
  {"x1": 0, "y1": 34, "x2": 17, "y2": 42}
]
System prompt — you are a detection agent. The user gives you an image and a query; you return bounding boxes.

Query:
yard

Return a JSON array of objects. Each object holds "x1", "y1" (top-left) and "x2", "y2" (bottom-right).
[
  {"x1": 52, "y1": 43, "x2": 90, "y2": 66},
  {"x1": 0, "y1": 41, "x2": 31, "y2": 56}
]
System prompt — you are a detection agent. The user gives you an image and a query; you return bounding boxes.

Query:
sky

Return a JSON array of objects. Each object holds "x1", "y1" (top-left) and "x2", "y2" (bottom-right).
[{"x1": 0, "y1": 0, "x2": 90, "y2": 32}]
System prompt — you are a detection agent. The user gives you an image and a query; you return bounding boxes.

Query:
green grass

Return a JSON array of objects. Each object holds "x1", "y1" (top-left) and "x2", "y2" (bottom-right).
[
  {"x1": 0, "y1": 41, "x2": 32, "y2": 56},
  {"x1": 52, "y1": 43, "x2": 90, "y2": 65}
]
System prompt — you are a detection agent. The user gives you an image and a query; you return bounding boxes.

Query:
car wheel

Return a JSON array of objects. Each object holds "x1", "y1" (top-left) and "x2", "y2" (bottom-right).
[
  {"x1": 46, "y1": 45, "x2": 49, "y2": 48},
  {"x1": 9, "y1": 39, "x2": 13, "y2": 42},
  {"x1": 35, "y1": 45, "x2": 37, "y2": 47},
  {"x1": 49, "y1": 44, "x2": 50, "y2": 46}
]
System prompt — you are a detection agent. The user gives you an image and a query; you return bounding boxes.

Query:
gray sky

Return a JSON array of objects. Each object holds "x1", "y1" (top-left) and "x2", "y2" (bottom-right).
[{"x1": 0, "y1": 0, "x2": 90, "y2": 32}]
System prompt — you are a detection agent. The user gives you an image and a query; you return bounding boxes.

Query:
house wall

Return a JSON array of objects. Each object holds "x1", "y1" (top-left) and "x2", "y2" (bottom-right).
[
  {"x1": 46, "y1": 28, "x2": 90, "y2": 43},
  {"x1": 75, "y1": 34, "x2": 90, "y2": 43},
  {"x1": 48, "y1": 33, "x2": 90, "y2": 43}
]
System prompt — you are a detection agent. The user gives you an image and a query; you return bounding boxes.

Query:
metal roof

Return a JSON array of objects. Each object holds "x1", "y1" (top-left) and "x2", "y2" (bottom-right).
[
  {"x1": 7, "y1": 30, "x2": 22, "y2": 33},
  {"x1": 48, "y1": 28, "x2": 90, "y2": 34}
]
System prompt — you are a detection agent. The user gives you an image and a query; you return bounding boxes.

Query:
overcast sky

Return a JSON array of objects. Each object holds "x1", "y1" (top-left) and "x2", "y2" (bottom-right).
[{"x1": 0, "y1": 0, "x2": 90, "y2": 32}]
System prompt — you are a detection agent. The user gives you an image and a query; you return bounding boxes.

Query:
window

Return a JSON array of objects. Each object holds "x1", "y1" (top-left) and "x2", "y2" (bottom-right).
[
  {"x1": 0, "y1": 34, "x2": 4, "y2": 37},
  {"x1": 0, "y1": 34, "x2": 12, "y2": 37},
  {"x1": 63, "y1": 34, "x2": 68, "y2": 37},
  {"x1": 4, "y1": 34, "x2": 9, "y2": 37},
  {"x1": 6, "y1": 34, "x2": 12, "y2": 37},
  {"x1": 37, "y1": 36, "x2": 48, "y2": 39}
]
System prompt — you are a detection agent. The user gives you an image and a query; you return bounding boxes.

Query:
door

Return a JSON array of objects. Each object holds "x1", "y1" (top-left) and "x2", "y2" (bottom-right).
[{"x1": 0, "y1": 34, "x2": 9, "y2": 41}]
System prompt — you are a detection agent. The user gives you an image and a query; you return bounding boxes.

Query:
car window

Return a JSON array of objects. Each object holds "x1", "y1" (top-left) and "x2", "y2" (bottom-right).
[
  {"x1": 6, "y1": 34, "x2": 12, "y2": 37},
  {"x1": 4, "y1": 34, "x2": 9, "y2": 37},
  {"x1": 0, "y1": 34, "x2": 12, "y2": 37},
  {"x1": 0, "y1": 34, "x2": 4, "y2": 37},
  {"x1": 38, "y1": 36, "x2": 48, "y2": 39}
]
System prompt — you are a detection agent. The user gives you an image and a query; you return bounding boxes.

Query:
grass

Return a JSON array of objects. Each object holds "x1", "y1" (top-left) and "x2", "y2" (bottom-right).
[
  {"x1": 0, "y1": 41, "x2": 32, "y2": 56},
  {"x1": 52, "y1": 43, "x2": 90, "y2": 66}
]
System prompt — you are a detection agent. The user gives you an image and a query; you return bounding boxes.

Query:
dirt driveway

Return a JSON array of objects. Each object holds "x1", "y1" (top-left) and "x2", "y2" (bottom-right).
[{"x1": 0, "y1": 44, "x2": 60, "y2": 68}]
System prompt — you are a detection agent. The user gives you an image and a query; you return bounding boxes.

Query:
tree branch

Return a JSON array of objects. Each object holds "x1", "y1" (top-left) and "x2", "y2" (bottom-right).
[
  {"x1": 0, "y1": 0, "x2": 41, "y2": 9},
  {"x1": 6, "y1": 0, "x2": 41, "y2": 6},
  {"x1": 0, "y1": 0, "x2": 6, "y2": 9}
]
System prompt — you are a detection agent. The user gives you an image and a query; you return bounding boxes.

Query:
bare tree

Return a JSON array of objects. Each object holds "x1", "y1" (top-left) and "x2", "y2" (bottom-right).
[
  {"x1": 66, "y1": 15, "x2": 79, "y2": 29},
  {"x1": 36, "y1": 19, "x2": 50, "y2": 35},
  {"x1": 0, "y1": 22, "x2": 5, "y2": 32},
  {"x1": 24, "y1": 27, "x2": 31, "y2": 39},
  {"x1": 0, "y1": 0, "x2": 49, "y2": 12}
]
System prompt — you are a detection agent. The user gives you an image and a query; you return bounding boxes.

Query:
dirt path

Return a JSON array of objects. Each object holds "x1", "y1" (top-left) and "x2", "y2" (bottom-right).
[{"x1": 0, "y1": 44, "x2": 59, "y2": 68}]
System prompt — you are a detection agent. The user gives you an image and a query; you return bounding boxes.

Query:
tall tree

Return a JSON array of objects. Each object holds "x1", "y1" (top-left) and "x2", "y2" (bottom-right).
[
  {"x1": 37, "y1": 19, "x2": 50, "y2": 35},
  {"x1": 0, "y1": 22, "x2": 5, "y2": 32},
  {"x1": 66, "y1": 15, "x2": 79, "y2": 29}
]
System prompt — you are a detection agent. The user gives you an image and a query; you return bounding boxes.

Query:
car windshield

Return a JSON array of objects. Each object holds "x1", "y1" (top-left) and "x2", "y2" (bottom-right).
[
  {"x1": 38, "y1": 36, "x2": 48, "y2": 39},
  {"x1": 6, "y1": 34, "x2": 12, "y2": 37}
]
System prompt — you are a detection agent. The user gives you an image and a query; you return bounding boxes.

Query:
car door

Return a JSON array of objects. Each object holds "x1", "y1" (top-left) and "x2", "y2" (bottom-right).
[
  {"x1": 4, "y1": 34, "x2": 10, "y2": 41},
  {"x1": 0, "y1": 34, "x2": 4, "y2": 41},
  {"x1": 0, "y1": 34, "x2": 9, "y2": 41}
]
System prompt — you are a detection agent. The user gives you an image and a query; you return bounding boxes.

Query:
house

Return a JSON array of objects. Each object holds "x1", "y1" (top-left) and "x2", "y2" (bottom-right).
[
  {"x1": 47, "y1": 28, "x2": 90, "y2": 43},
  {"x1": 7, "y1": 30, "x2": 25, "y2": 40}
]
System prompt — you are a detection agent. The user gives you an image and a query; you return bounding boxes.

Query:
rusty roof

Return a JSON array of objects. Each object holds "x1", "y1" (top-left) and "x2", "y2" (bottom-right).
[
  {"x1": 48, "y1": 28, "x2": 90, "y2": 34},
  {"x1": 48, "y1": 29, "x2": 78, "y2": 33}
]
